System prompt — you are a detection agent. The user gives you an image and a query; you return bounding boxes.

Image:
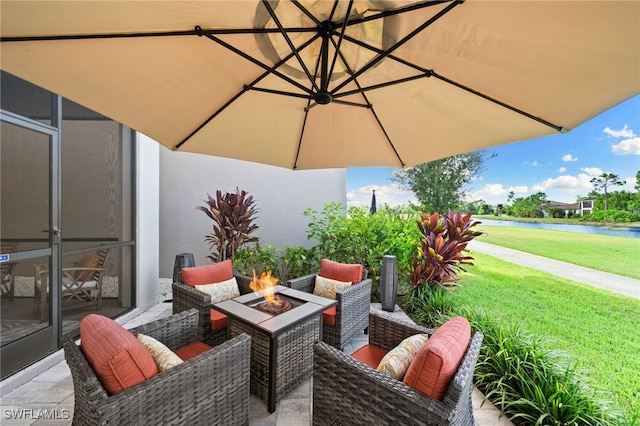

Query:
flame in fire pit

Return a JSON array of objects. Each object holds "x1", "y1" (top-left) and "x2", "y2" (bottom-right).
[{"x1": 250, "y1": 270, "x2": 281, "y2": 305}]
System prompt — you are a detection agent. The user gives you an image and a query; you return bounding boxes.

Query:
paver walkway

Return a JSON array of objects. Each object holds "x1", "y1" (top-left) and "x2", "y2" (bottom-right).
[{"x1": 468, "y1": 240, "x2": 640, "y2": 299}]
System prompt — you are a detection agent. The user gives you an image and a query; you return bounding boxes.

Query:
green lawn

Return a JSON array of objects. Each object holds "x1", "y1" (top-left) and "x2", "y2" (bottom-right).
[
  {"x1": 475, "y1": 225, "x2": 640, "y2": 279},
  {"x1": 456, "y1": 252, "x2": 640, "y2": 420}
]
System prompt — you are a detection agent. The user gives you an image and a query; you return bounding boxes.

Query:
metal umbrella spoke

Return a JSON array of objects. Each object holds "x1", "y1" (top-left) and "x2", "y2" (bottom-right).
[
  {"x1": 176, "y1": 31, "x2": 322, "y2": 150},
  {"x1": 343, "y1": 0, "x2": 456, "y2": 27},
  {"x1": 334, "y1": 31, "x2": 565, "y2": 132},
  {"x1": 325, "y1": 0, "x2": 354, "y2": 91},
  {"x1": 197, "y1": 26, "x2": 314, "y2": 97},
  {"x1": 331, "y1": 0, "x2": 462, "y2": 94},
  {"x1": 328, "y1": 38, "x2": 405, "y2": 166},
  {"x1": 261, "y1": 0, "x2": 320, "y2": 92}
]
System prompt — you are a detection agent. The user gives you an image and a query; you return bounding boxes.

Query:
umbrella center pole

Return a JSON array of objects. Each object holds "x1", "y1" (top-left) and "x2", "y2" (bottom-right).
[{"x1": 317, "y1": 20, "x2": 333, "y2": 104}]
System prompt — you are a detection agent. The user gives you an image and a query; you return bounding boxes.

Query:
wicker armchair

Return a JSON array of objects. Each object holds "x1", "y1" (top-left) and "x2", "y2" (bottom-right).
[
  {"x1": 63, "y1": 309, "x2": 251, "y2": 426},
  {"x1": 172, "y1": 271, "x2": 253, "y2": 346},
  {"x1": 313, "y1": 310, "x2": 484, "y2": 426},
  {"x1": 287, "y1": 260, "x2": 371, "y2": 350}
]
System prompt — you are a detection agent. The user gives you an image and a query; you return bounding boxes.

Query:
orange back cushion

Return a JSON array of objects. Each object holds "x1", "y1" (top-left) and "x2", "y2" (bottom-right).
[
  {"x1": 319, "y1": 259, "x2": 363, "y2": 284},
  {"x1": 181, "y1": 260, "x2": 233, "y2": 287},
  {"x1": 403, "y1": 316, "x2": 471, "y2": 400},
  {"x1": 79, "y1": 314, "x2": 158, "y2": 395}
]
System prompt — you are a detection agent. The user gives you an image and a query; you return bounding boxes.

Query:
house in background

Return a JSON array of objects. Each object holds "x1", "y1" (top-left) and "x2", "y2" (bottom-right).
[
  {"x1": 542, "y1": 200, "x2": 595, "y2": 217},
  {"x1": 0, "y1": 71, "x2": 345, "y2": 379}
]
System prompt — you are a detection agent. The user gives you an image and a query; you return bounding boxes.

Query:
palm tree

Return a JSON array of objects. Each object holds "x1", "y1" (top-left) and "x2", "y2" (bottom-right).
[{"x1": 590, "y1": 173, "x2": 624, "y2": 211}]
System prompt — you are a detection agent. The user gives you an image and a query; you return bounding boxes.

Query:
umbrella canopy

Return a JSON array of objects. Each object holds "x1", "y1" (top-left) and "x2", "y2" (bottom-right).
[{"x1": 1, "y1": 1, "x2": 638, "y2": 170}]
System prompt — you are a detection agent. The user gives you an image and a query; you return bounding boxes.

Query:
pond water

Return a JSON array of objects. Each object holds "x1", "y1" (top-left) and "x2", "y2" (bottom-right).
[{"x1": 479, "y1": 219, "x2": 640, "y2": 238}]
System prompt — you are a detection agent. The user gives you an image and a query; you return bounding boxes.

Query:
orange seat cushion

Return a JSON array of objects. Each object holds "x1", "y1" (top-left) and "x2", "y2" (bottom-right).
[
  {"x1": 209, "y1": 308, "x2": 229, "y2": 331},
  {"x1": 322, "y1": 306, "x2": 336, "y2": 326},
  {"x1": 403, "y1": 316, "x2": 471, "y2": 400},
  {"x1": 79, "y1": 314, "x2": 158, "y2": 395},
  {"x1": 351, "y1": 344, "x2": 388, "y2": 369},
  {"x1": 320, "y1": 259, "x2": 363, "y2": 284},
  {"x1": 174, "y1": 342, "x2": 212, "y2": 361},
  {"x1": 181, "y1": 260, "x2": 233, "y2": 287}
]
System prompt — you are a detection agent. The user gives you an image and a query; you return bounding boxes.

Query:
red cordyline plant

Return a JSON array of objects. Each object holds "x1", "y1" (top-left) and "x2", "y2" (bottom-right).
[
  {"x1": 410, "y1": 211, "x2": 483, "y2": 289},
  {"x1": 196, "y1": 188, "x2": 259, "y2": 263}
]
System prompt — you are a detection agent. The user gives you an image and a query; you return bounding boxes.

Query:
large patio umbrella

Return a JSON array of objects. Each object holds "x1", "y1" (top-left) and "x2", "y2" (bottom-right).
[{"x1": 1, "y1": 1, "x2": 638, "y2": 170}]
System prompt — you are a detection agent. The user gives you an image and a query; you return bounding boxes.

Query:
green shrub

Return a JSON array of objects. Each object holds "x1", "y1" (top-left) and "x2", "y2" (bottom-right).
[
  {"x1": 278, "y1": 245, "x2": 318, "y2": 282},
  {"x1": 304, "y1": 203, "x2": 420, "y2": 298},
  {"x1": 453, "y1": 307, "x2": 625, "y2": 425},
  {"x1": 233, "y1": 243, "x2": 278, "y2": 276},
  {"x1": 404, "y1": 285, "x2": 455, "y2": 328},
  {"x1": 547, "y1": 207, "x2": 566, "y2": 218},
  {"x1": 581, "y1": 210, "x2": 640, "y2": 223}
]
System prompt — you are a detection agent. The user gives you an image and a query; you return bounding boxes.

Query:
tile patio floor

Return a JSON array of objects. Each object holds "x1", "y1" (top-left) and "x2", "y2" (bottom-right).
[{"x1": 0, "y1": 302, "x2": 513, "y2": 426}]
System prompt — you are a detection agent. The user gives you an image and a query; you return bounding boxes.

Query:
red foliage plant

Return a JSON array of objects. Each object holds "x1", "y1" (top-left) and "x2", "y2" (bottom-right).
[
  {"x1": 197, "y1": 188, "x2": 259, "y2": 263},
  {"x1": 410, "y1": 211, "x2": 483, "y2": 289}
]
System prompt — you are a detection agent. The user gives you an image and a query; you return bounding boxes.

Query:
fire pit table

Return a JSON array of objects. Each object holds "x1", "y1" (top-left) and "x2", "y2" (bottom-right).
[{"x1": 212, "y1": 285, "x2": 336, "y2": 413}]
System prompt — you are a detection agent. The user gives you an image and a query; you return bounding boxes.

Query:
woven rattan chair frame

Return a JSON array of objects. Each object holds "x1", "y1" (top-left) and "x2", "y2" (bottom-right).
[
  {"x1": 313, "y1": 310, "x2": 483, "y2": 426},
  {"x1": 172, "y1": 272, "x2": 253, "y2": 346},
  {"x1": 287, "y1": 269, "x2": 371, "y2": 350},
  {"x1": 63, "y1": 309, "x2": 251, "y2": 426}
]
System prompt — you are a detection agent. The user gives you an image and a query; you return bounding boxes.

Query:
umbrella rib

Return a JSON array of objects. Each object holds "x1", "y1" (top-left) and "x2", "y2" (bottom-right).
[
  {"x1": 332, "y1": 99, "x2": 371, "y2": 108},
  {"x1": 293, "y1": 97, "x2": 316, "y2": 170},
  {"x1": 261, "y1": 0, "x2": 319, "y2": 92},
  {"x1": 291, "y1": 1, "x2": 324, "y2": 26},
  {"x1": 197, "y1": 26, "x2": 313, "y2": 96},
  {"x1": 333, "y1": 74, "x2": 431, "y2": 98},
  {"x1": 334, "y1": 34, "x2": 565, "y2": 132},
  {"x1": 294, "y1": 28, "x2": 329, "y2": 167},
  {"x1": 326, "y1": 1, "x2": 355, "y2": 89},
  {"x1": 343, "y1": 0, "x2": 455, "y2": 26},
  {"x1": 0, "y1": 27, "x2": 316, "y2": 43},
  {"x1": 244, "y1": 86, "x2": 311, "y2": 99},
  {"x1": 339, "y1": 33, "x2": 431, "y2": 73},
  {"x1": 327, "y1": 1, "x2": 341, "y2": 23},
  {"x1": 329, "y1": 40, "x2": 406, "y2": 167},
  {"x1": 432, "y1": 72, "x2": 566, "y2": 132},
  {"x1": 331, "y1": 0, "x2": 462, "y2": 95},
  {"x1": 175, "y1": 33, "x2": 321, "y2": 151}
]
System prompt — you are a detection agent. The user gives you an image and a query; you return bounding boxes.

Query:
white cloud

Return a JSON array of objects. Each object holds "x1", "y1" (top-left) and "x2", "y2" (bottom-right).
[
  {"x1": 611, "y1": 136, "x2": 640, "y2": 155},
  {"x1": 558, "y1": 167, "x2": 567, "y2": 173},
  {"x1": 346, "y1": 184, "x2": 416, "y2": 208},
  {"x1": 530, "y1": 160, "x2": 541, "y2": 167},
  {"x1": 467, "y1": 184, "x2": 528, "y2": 203},
  {"x1": 562, "y1": 154, "x2": 578, "y2": 162},
  {"x1": 580, "y1": 167, "x2": 602, "y2": 177},
  {"x1": 532, "y1": 174, "x2": 593, "y2": 193},
  {"x1": 509, "y1": 185, "x2": 529, "y2": 193},
  {"x1": 603, "y1": 124, "x2": 636, "y2": 138}
]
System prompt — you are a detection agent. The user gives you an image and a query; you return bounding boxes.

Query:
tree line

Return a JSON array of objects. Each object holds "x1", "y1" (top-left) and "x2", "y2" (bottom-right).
[{"x1": 392, "y1": 153, "x2": 639, "y2": 222}]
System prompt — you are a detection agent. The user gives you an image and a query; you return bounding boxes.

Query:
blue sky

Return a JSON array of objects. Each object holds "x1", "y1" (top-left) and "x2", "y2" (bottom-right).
[{"x1": 347, "y1": 94, "x2": 640, "y2": 209}]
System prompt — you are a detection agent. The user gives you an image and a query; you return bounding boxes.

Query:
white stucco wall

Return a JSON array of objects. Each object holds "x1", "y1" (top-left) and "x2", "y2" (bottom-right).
[
  {"x1": 158, "y1": 148, "x2": 346, "y2": 278},
  {"x1": 136, "y1": 134, "x2": 160, "y2": 307}
]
